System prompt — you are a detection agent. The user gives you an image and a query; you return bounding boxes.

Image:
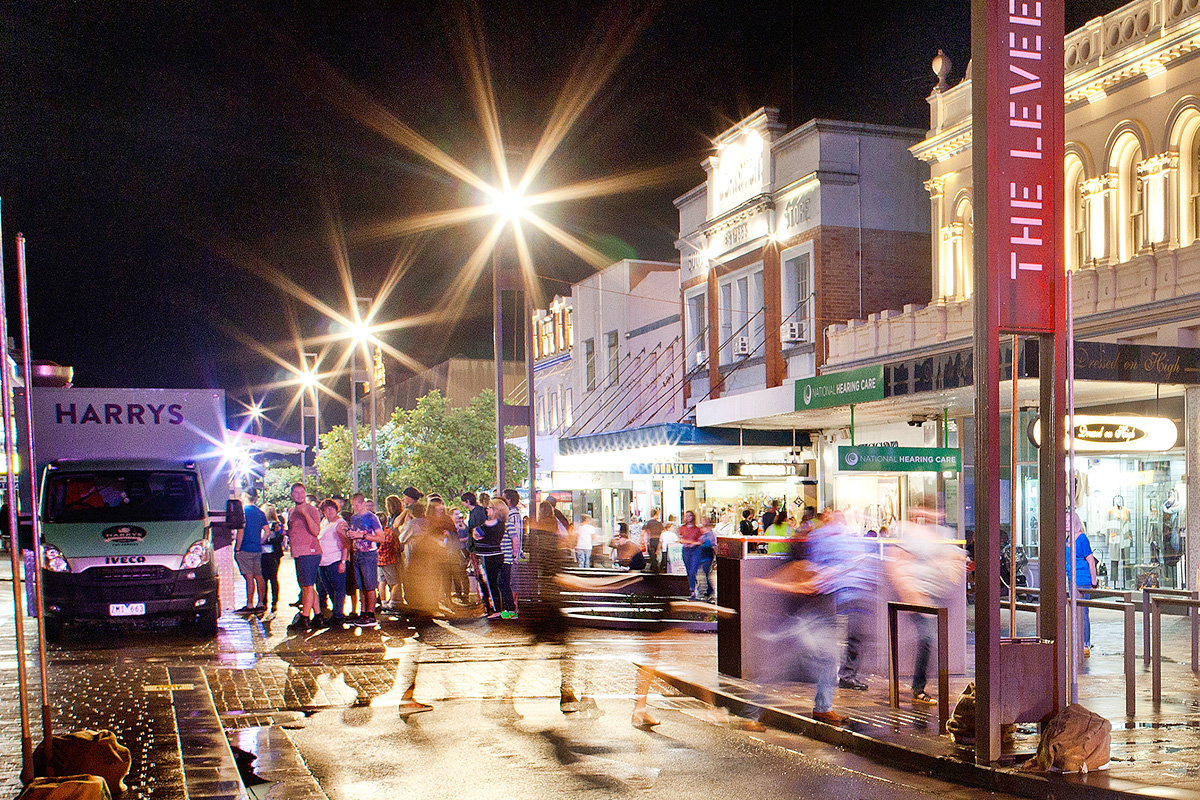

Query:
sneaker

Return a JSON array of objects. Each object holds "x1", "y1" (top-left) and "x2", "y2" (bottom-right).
[
  {"x1": 500, "y1": 611, "x2": 518, "y2": 620},
  {"x1": 1083, "y1": 645, "x2": 1091, "y2": 658},
  {"x1": 486, "y1": 612, "x2": 503, "y2": 620},
  {"x1": 355, "y1": 613, "x2": 378, "y2": 627},
  {"x1": 287, "y1": 613, "x2": 307, "y2": 630},
  {"x1": 912, "y1": 691, "x2": 936, "y2": 705},
  {"x1": 235, "y1": 606, "x2": 256, "y2": 614},
  {"x1": 838, "y1": 678, "x2": 869, "y2": 691},
  {"x1": 812, "y1": 710, "x2": 846, "y2": 725},
  {"x1": 398, "y1": 700, "x2": 433, "y2": 717}
]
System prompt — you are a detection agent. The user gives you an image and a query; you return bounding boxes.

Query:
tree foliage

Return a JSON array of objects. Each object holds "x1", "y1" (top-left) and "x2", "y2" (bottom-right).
[
  {"x1": 311, "y1": 389, "x2": 530, "y2": 502},
  {"x1": 260, "y1": 462, "x2": 316, "y2": 508}
]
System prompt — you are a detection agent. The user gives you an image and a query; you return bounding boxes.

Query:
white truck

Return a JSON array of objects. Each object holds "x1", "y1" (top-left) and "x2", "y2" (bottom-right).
[{"x1": 22, "y1": 387, "x2": 242, "y2": 639}]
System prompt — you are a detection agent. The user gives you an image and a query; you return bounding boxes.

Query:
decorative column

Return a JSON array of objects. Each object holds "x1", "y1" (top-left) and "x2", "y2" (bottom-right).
[
  {"x1": 925, "y1": 176, "x2": 946, "y2": 299},
  {"x1": 1137, "y1": 153, "x2": 1178, "y2": 248},
  {"x1": 1081, "y1": 173, "x2": 1116, "y2": 265}
]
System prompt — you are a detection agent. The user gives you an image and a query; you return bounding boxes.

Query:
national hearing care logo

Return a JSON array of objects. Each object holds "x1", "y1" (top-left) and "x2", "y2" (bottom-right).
[
  {"x1": 803, "y1": 385, "x2": 813, "y2": 406},
  {"x1": 843, "y1": 451, "x2": 859, "y2": 467}
]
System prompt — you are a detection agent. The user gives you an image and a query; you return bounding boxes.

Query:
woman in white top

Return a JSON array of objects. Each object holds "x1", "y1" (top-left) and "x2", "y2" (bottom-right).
[{"x1": 317, "y1": 499, "x2": 349, "y2": 625}]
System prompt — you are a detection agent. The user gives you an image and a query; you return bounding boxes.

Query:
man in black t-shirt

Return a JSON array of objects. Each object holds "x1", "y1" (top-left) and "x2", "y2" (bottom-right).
[
  {"x1": 739, "y1": 508, "x2": 757, "y2": 537},
  {"x1": 761, "y1": 499, "x2": 781, "y2": 532},
  {"x1": 642, "y1": 510, "x2": 665, "y2": 573}
]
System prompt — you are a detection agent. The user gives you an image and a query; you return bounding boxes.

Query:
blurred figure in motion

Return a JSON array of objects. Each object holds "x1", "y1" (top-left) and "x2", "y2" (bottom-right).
[
  {"x1": 806, "y1": 509, "x2": 878, "y2": 691},
  {"x1": 612, "y1": 523, "x2": 646, "y2": 571},
  {"x1": 750, "y1": 520, "x2": 845, "y2": 725},
  {"x1": 698, "y1": 517, "x2": 717, "y2": 602},
  {"x1": 678, "y1": 511, "x2": 703, "y2": 598},
  {"x1": 887, "y1": 508, "x2": 966, "y2": 706}
]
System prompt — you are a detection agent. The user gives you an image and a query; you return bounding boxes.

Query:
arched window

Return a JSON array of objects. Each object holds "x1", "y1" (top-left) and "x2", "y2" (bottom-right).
[
  {"x1": 1064, "y1": 156, "x2": 1087, "y2": 269},
  {"x1": 1111, "y1": 133, "x2": 1145, "y2": 262},
  {"x1": 955, "y1": 197, "x2": 973, "y2": 298}
]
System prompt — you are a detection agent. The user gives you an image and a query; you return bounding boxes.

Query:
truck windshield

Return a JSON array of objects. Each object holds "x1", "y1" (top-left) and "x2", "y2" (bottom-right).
[{"x1": 44, "y1": 471, "x2": 204, "y2": 523}]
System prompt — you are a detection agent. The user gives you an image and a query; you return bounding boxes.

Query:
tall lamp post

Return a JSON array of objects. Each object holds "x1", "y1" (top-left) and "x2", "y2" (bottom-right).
[
  {"x1": 299, "y1": 352, "x2": 320, "y2": 484},
  {"x1": 491, "y1": 190, "x2": 537, "y2": 505},
  {"x1": 346, "y1": 297, "x2": 378, "y2": 499}
]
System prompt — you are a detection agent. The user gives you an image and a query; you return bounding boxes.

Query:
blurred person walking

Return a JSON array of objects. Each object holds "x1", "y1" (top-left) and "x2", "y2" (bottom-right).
[
  {"x1": 806, "y1": 509, "x2": 877, "y2": 691},
  {"x1": 679, "y1": 511, "x2": 704, "y2": 599},
  {"x1": 378, "y1": 494, "x2": 403, "y2": 611},
  {"x1": 642, "y1": 509, "x2": 664, "y2": 572},
  {"x1": 698, "y1": 517, "x2": 717, "y2": 601},
  {"x1": 887, "y1": 508, "x2": 966, "y2": 706}
]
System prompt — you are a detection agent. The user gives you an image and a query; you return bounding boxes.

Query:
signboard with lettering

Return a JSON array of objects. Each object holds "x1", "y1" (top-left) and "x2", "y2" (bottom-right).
[
  {"x1": 1028, "y1": 414, "x2": 1178, "y2": 452},
  {"x1": 775, "y1": 186, "x2": 818, "y2": 240},
  {"x1": 712, "y1": 128, "x2": 767, "y2": 218},
  {"x1": 727, "y1": 462, "x2": 809, "y2": 478},
  {"x1": 628, "y1": 463, "x2": 715, "y2": 478},
  {"x1": 985, "y1": 0, "x2": 1064, "y2": 332},
  {"x1": 838, "y1": 445, "x2": 962, "y2": 473},
  {"x1": 795, "y1": 365, "x2": 884, "y2": 410}
]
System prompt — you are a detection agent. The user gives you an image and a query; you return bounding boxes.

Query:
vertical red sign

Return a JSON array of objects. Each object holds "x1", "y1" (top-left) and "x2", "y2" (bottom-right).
[{"x1": 986, "y1": 0, "x2": 1064, "y2": 333}]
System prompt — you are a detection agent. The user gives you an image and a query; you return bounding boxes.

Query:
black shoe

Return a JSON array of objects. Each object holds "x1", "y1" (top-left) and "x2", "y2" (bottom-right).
[
  {"x1": 355, "y1": 613, "x2": 378, "y2": 627},
  {"x1": 838, "y1": 678, "x2": 869, "y2": 691},
  {"x1": 287, "y1": 613, "x2": 307, "y2": 630}
]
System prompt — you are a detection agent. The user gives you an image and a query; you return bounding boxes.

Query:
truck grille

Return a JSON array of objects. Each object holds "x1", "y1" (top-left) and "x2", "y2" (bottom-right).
[{"x1": 86, "y1": 565, "x2": 171, "y2": 582}]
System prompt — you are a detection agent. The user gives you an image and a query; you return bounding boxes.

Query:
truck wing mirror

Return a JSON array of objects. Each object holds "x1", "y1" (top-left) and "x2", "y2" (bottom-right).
[{"x1": 226, "y1": 498, "x2": 245, "y2": 530}]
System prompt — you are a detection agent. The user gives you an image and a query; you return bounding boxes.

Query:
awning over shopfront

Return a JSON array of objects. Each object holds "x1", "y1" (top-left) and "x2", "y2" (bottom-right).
[
  {"x1": 558, "y1": 422, "x2": 799, "y2": 456},
  {"x1": 697, "y1": 340, "x2": 1200, "y2": 431}
]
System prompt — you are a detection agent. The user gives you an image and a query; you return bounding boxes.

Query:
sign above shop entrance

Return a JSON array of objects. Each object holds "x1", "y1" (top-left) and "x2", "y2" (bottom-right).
[
  {"x1": 838, "y1": 445, "x2": 961, "y2": 472},
  {"x1": 727, "y1": 462, "x2": 808, "y2": 478},
  {"x1": 795, "y1": 365, "x2": 884, "y2": 410},
  {"x1": 628, "y1": 462, "x2": 715, "y2": 478},
  {"x1": 1028, "y1": 414, "x2": 1178, "y2": 452}
]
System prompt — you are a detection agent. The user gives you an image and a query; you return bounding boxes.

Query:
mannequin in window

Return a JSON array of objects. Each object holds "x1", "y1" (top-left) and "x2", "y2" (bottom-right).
[
  {"x1": 1107, "y1": 495, "x2": 1130, "y2": 588},
  {"x1": 1162, "y1": 488, "x2": 1183, "y2": 586}
]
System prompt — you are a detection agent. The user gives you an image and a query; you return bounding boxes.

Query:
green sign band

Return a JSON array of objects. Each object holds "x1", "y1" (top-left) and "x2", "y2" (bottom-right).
[
  {"x1": 795, "y1": 365, "x2": 884, "y2": 410},
  {"x1": 838, "y1": 445, "x2": 962, "y2": 473}
]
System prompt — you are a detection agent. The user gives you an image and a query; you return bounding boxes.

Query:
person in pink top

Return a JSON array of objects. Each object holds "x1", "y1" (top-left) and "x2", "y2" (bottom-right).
[
  {"x1": 286, "y1": 482, "x2": 324, "y2": 630},
  {"x1": 678, "y1": 511, "x2": 704, "y2": 600}
]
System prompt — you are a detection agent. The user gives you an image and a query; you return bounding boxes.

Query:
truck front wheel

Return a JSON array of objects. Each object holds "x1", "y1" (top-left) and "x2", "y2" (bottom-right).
[{"x1": 195, "y1": 607, "x2": 218, "y2": 638}]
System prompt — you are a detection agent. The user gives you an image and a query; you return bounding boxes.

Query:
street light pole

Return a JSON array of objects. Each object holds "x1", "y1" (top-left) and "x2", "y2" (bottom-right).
[
  {"x1": 493, "y1": 248, "x2": 506, "y2": 493},
  {"x1": 350, "y1": 344, "x2": 359, "y2": 495}
]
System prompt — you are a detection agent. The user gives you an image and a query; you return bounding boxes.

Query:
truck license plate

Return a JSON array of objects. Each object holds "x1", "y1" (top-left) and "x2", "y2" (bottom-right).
[{"x1": 109, "y1": 603, "x2": 146, "y2": 617}]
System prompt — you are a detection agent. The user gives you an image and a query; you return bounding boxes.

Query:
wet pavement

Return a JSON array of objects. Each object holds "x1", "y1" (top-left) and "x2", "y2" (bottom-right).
[{"x1": 0, "y1": 553, "x2": 1199, "y2": 799}]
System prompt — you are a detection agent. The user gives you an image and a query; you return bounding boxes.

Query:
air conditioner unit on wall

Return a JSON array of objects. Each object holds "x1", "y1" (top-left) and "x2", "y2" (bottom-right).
[
  {"x1": 781, "y1": 321, "x2": 804, "y2": 343},
  {"x1": 734, "y1": 336, "x2": 751, "y2": 357}
]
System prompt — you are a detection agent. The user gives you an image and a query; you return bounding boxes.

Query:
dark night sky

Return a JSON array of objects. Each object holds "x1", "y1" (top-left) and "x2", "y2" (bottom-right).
[{"x1": 0, "y1": 1, "x2": 1122, "y2": 437}]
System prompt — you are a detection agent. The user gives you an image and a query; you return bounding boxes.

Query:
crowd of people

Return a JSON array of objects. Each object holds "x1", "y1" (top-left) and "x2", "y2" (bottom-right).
[{"x1": 230, "y1": 482, "x2": 533, "y2": 629}]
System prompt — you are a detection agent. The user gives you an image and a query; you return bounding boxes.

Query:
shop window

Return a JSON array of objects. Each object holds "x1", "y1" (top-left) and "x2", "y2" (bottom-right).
[
  {"x1": 564, "y1": 307, "x2": 574, "y2": 347},
  {"x1": 1112, "y1": 133, "x2": 1145, "y2": 262},
  {"x1": 752, "y1": 269, "x2": 765, "y2": 349},
  {"x1": 584, "y1": 338, "x2": 596, "y2": 391},
  {"x1": 718, "y1": 282, "x2": 733, "y2": 363},
  {"x1": 1065, "y1": 156, "x2": 1087, "y2": 269},
  {"x1": 606, "y1": 330, "x2": 619, "y2": 386}
]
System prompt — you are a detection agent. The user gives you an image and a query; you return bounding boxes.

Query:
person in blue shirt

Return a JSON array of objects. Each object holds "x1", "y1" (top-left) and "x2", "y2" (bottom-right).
[
  {"x1": 347, "y1": 492, "x2": 386, "y2": 626},
  {"x1": 1068, "y1": 510, "x2": 1098, "y2": 658},
  {"x1": 235, "y1": 489, "x2": 269, "y2": 613}
]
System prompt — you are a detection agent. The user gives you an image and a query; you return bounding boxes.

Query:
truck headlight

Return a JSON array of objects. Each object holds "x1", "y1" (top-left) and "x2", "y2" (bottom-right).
[
  {"x1": 182, "y1": 540, "x2": 211, "y2": 570},
  {"x1": 41, "y1": 544, "x2": 70, "y2": 573}
]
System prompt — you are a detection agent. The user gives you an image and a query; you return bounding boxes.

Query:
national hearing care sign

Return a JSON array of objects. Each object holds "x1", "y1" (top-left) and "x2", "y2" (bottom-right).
[
  {"x1": 794, "y1": 366, "x2": 884, "y2": 411},
  {"x1": 838, "y1": 445, "x2": 962, "y2": 473}
]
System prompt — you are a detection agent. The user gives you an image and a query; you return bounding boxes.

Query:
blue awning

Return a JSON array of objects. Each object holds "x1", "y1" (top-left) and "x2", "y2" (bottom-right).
[{"x1": 558, "y1": 423, "x2": 803, "y2": 456}]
